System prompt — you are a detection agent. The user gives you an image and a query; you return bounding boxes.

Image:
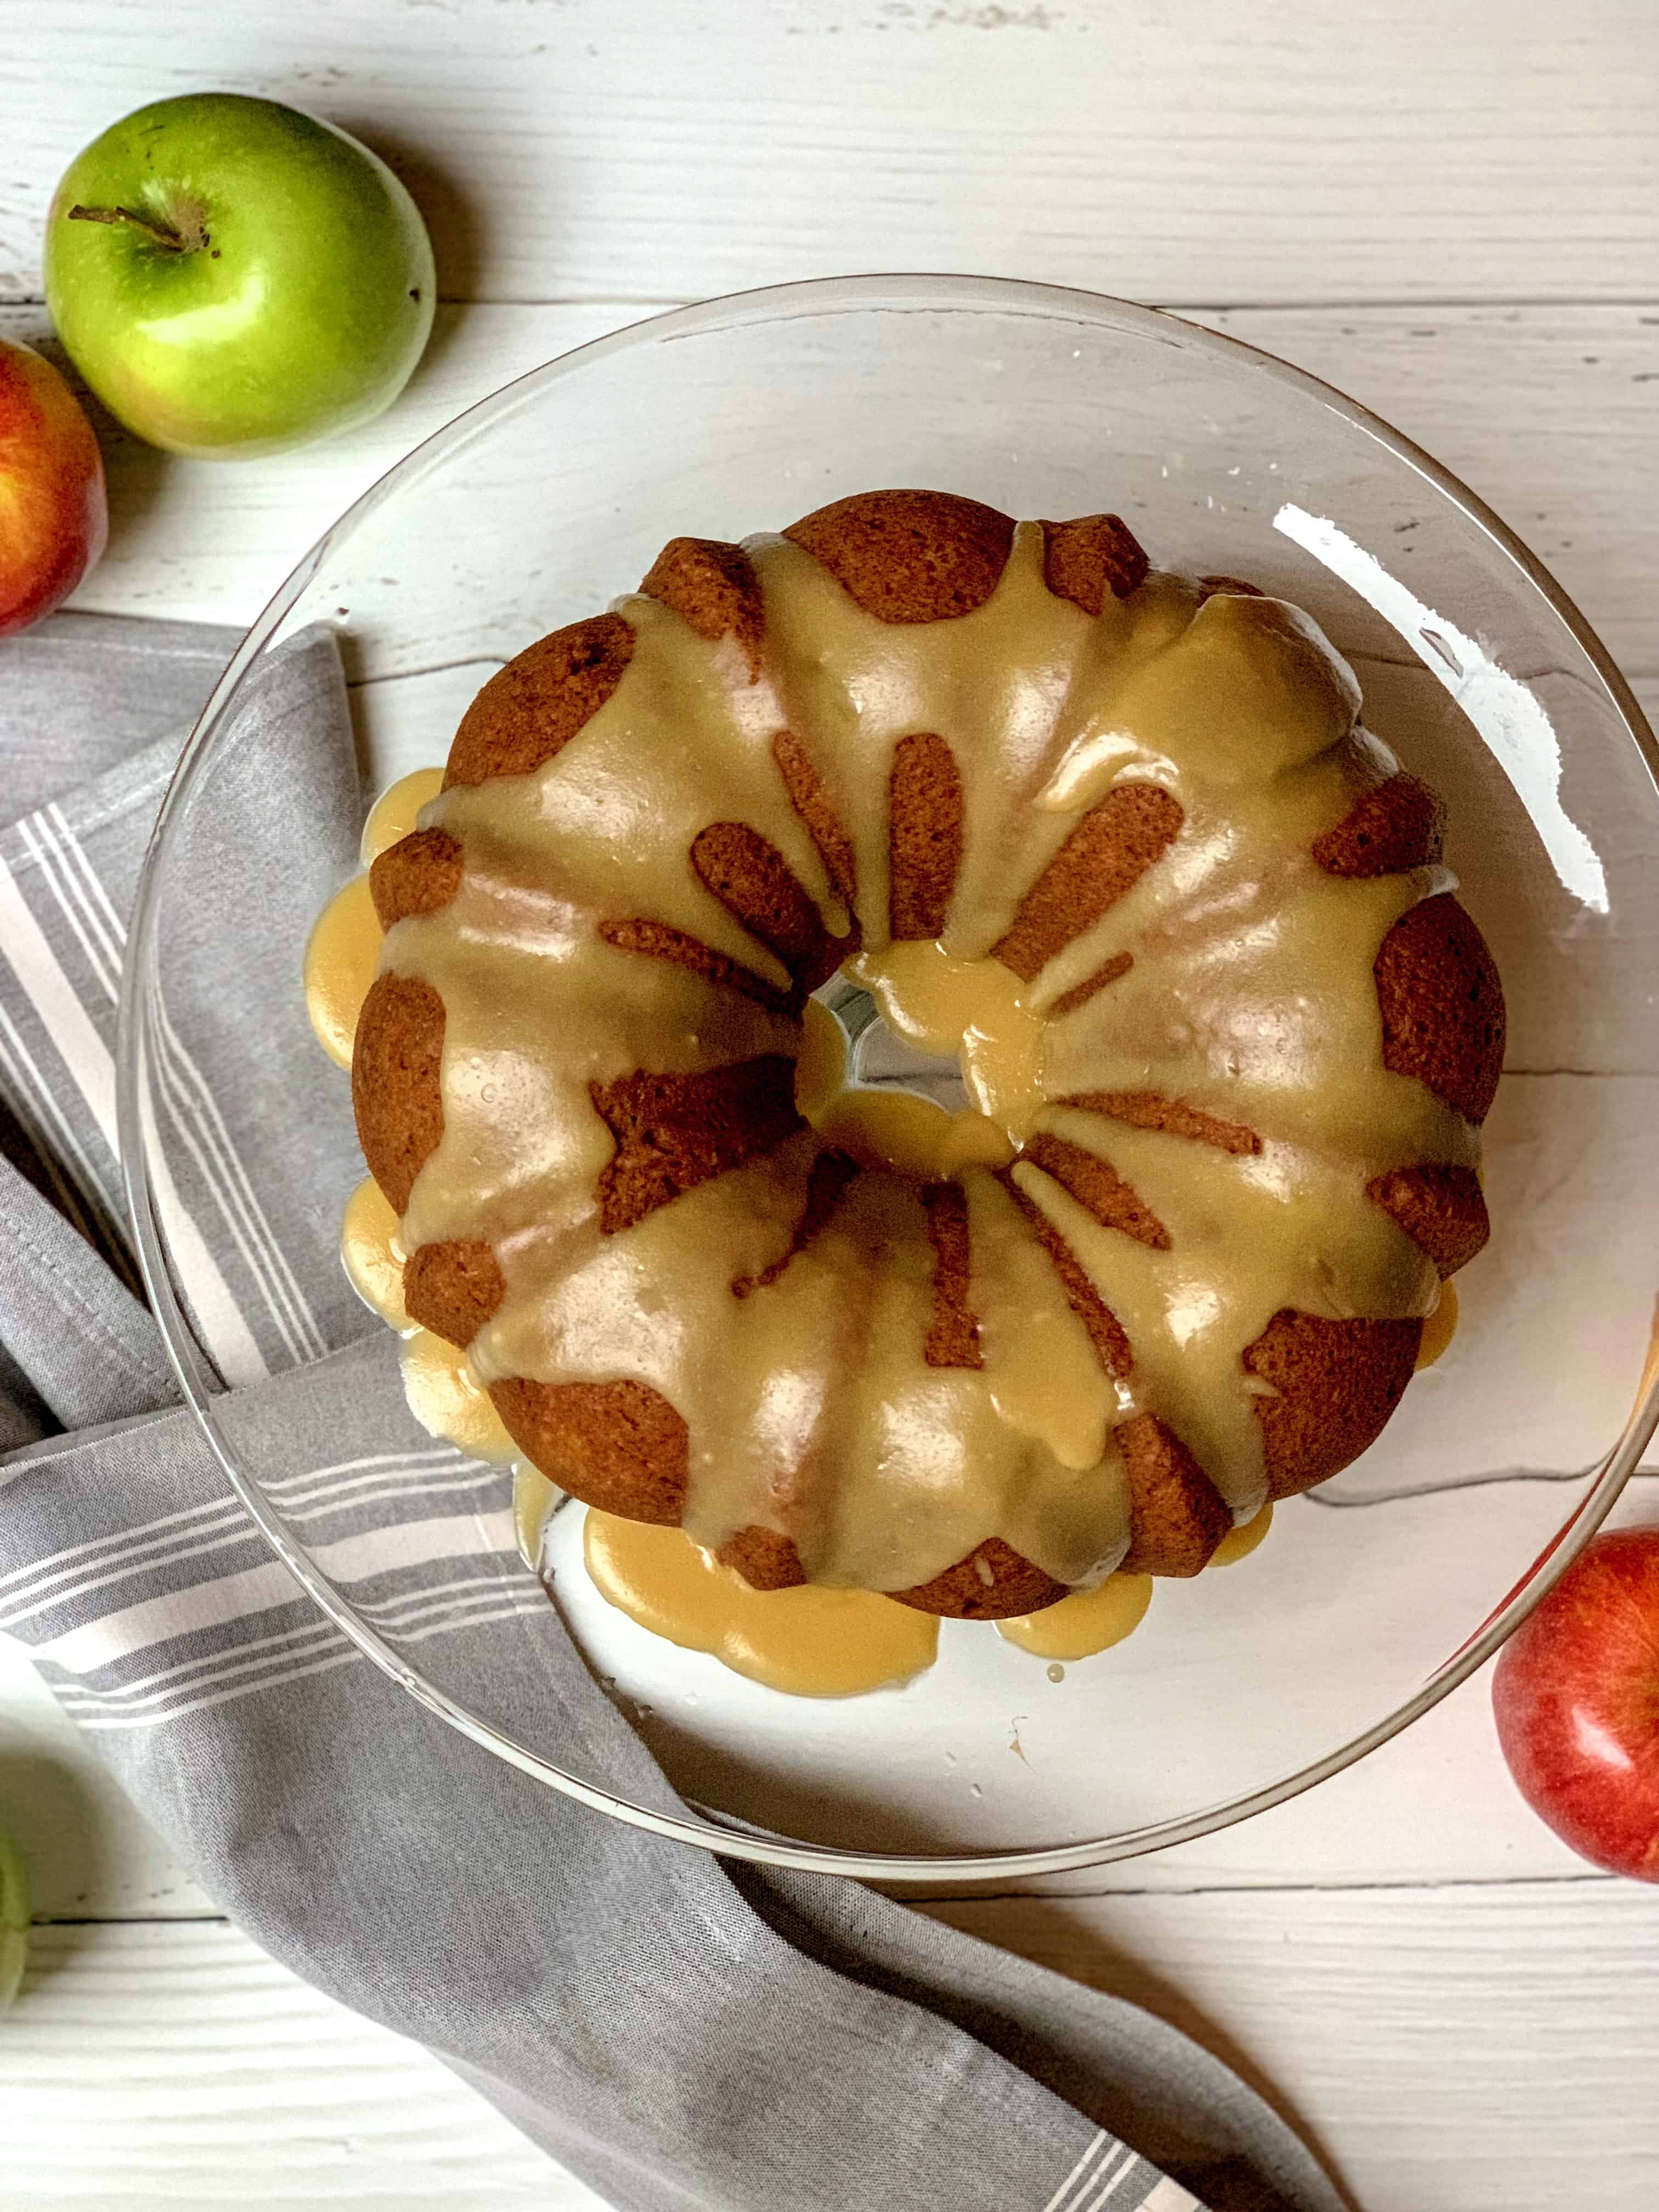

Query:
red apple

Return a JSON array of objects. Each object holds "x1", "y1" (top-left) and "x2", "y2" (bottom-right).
[
  {"x1": 0, "y1": 336, "x2": 108, "y2": 639},
  {"x1": 1492, "y1": 1526, "x2": 1659, "y2": 1881}
]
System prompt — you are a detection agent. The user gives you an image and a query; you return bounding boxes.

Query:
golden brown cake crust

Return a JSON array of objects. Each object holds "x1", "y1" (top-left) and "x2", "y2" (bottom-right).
[
  {"x1": 445, "y1": 614, "x2": 634, "y2": 790},
  {"x1": 1064, "y1": 1091, "x2": 1262, "y2": 1158},
  {"x1": 350, "y1": 493, "x2": 1505, "y2": 1609},
  {"x1": 590, "y1": 1058, "x2": 804, "y2": 1235},
  {"x1": 491, "y1": 1376, "x2": 689, "y2": 1523},
  {"x1": 772, "y1": 729, "x2": 858, "y2": 907},
  {"x1": 1369, "y1": 1163, "x2": 1490, "y2": 1277},
  {"x1": 1049, "y1": 951, "x2": 1135, "y2": 1015},
  {"x1": 1244, "y1": 1310, "x2": 1424, "y2": 1500},
  {"x1": 888, "y1": 732, "x2": 965, "y2": 940},
  {"x1": 1039, "y1": 512, "x2": 1150, "y2": 615},
  {"x1": 1117, "y1": 1413, "x2": 1232, "y2": 1576},
  {"x1": 998, "y1": 1170, "x2": 1133, "y2": 1378},
  {"x1": 724, "y1": 1523, "x2": 1072, "y2": 1624},
  {"x1": 718, "y1": 1525, "x2": 807, "y2": 1590},
  {"x1": 890, "y1": 1536, "x2": 1066, "y2": 1621},
  {"x1": 402, "y1": 1239, "x2": 505, "y2": 1348},
  {"x1": 1375, "y1": 893, "x2": 1505, "y2": 1125},
  {"x1": 1023, "y1": 1132, "x2": 1171, "y2": 1251},
  {"x1": 994, "y1": 783, "x2": 1184, "y2": 983},
  {"x1": 732, "y1": 1147, "x2": 860, "y2": 1298},
  {"x1": 691, "y1": 822, "x2": 848, "y2": 993},
  {"x1": 1314, "y1": 772, "x2": 1445, "y2": 878},
  {"x1": 597, "y1": 917, "x2": 799, "y2": 1019},
  {"x1": 369, "y1": 828, "x2": 462, "y2": 931},
  {"x1": 783, "y1": 490, "x2": 1017, "y2": 624},
  {"x1": 641, "y1": 536, "x2": 764, "y2": 678},
  {"x1": 352, "y1": 972, "x2": 445, "y2": 1214},
  {"x1": 921, "y1": 1181, "x2": 983, "y2": 1369}
]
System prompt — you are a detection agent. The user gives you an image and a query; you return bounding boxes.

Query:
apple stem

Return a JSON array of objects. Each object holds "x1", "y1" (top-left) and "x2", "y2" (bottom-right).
[{"x1": 65, "y1": 203, "x2": 199, "y2": 254}]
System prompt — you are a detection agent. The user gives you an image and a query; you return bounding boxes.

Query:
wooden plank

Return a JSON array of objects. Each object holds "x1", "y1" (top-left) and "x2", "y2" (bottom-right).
[
  {"x1": 924, "y1": 1882, "x2": 1659, "y2": 2212},
  {"x1": 0, "y1": 12, "x2": 1650, "y2": 2204},
  {"x1": 3, "y1": 410, "x2": 1657, "y2": 1910},
  {"x1": 0, "y1": 1920, "x2": 592, "y2": 2208},
  {"x1": 3, "y1": 298, "x2": 1654, "y2": 674},
  {"x1": 9, "y1": 1472, "x2": 1657, "y2": 1917},
  {"x1": 0, "y1": 301, "x2": 636, "y2": 634},
  {"x1": 3, "y1": 2, "x2": 1656, "y2": 308},
  {"x1": 0, "y1": 1626, "x2": 1600, "y2": 1917},
  {"x1": 0, "y1": 1510, "x2": 1616, "y2": 1915},
  {"x1": 6, "y1": 1892, "x2": 1658, "y2": 2212},
  {"x1": 1194, "y1": 304, "x2": 1659, "y2": 679}
]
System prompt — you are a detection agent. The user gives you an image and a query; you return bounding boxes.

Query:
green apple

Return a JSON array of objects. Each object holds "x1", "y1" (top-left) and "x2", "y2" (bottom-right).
[
  {"x1": 44, "y1": 93, "x2": 435, "y2": 459},
  {"x1": 0, "y1": 1822, "x2": 27, "y2": 2010}
]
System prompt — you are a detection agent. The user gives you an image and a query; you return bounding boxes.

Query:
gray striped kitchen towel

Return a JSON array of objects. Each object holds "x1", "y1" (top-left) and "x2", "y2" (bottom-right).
[{"x1": 0, "y1": 609, "x2": 1350, "y2": 2212}]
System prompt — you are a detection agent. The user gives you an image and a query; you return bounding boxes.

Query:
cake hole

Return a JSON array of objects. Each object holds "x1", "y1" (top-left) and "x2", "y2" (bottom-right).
[{"x1": 819, "y1": 979, "x2": 971, "y2": 1112}]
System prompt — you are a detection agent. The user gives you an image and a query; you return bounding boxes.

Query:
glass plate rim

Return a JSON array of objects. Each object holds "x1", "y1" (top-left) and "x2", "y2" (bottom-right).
[{"x1": 116, "y1": 269, "x2": 1659, "y2": 1878}]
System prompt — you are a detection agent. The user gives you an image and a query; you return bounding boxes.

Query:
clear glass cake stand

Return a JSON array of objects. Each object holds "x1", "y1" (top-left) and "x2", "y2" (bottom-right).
[{"x1": 119, "y1": 275, "x2": 1659, "y2": 1878}]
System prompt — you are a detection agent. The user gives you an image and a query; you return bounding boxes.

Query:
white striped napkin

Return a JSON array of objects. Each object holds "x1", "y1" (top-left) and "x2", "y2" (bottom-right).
[{"x1": 0, "y1": 609, "x2": 1350, "y2": 2212}]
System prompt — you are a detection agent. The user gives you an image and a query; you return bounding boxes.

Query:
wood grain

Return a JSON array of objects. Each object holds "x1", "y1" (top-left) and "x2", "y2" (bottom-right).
[
  {"x1": 920, "y1": 1882, "x2": 1659, "y2": 2212},
  {"x1": 10, "y1": 1466, "x2": 1659, "y2": 1917},
  {"x1": 2, "y1": 1, "x2": 1656, "y2": 308},
  {"x1": 2, "y1": 300, "x2": 1655, "y2": 675},
  {"x1": 3, "y1": 11, "x2": 1658, "y2": 2207},
  {"x1": 7, "y1": 1891, "x2": 1659, "y2": 2212},
  {"x1": 1, "y1": 1921, "x2": 591, "y2": 2208}
]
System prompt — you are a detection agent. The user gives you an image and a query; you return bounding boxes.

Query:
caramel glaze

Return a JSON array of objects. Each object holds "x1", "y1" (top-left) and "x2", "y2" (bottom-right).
[{"x1": 349, "y1": 493, "x2": 1502, "y2": 1615}]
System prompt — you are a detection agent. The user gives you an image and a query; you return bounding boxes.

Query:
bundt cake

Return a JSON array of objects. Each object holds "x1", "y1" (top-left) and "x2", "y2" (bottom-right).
[{"x1": 348, "y1": 489, "x2": 1503, "y2": 1621}]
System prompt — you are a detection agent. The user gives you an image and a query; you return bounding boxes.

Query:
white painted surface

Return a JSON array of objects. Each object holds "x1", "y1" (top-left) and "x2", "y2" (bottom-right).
[
  {"x1": 3, "y1": 1, "x2": 1657, "y2": 308},
  {"x1": 1, "y1": 1920, "x2": 588, "y2": 2208},
  {"x1": 922, "y1": 1883, "x2": 1659, "y2": 2212},
  {"x1": 7, "y1": 1892, "x2": 1659, "y2": 2212},
  {"x1": 1274, "y1": 502, "x2": 1610, "y2": 911},
  {"x1": 2, "y1": 5, "x2": 1657, "y2": 2208},
  {"x1": 1, "y1": 302, "x2": 1654, "y2": 672}
]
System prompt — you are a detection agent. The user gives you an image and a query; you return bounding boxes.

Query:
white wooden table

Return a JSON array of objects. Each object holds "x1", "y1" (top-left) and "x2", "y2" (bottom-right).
[{"x1": 4, "y1": 6, "x2": 1659, "y2": 2207}]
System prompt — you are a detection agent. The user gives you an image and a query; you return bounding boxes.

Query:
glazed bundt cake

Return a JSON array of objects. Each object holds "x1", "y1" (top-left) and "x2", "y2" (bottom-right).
[{"x1": 351, "y1": 489, "x2": 1503, "y2": 1621}]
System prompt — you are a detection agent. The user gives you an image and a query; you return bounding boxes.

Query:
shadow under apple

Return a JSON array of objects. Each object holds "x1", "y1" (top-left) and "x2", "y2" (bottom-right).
[
  {"x1": 916, "y1": 1893, "x2": 1359, "y2": 2211},
  {"x1": 336, "y1": 117, "x2": 492, "y2": 391},
  {"x1": 13, "y1": 317, "x2": 172, "y2": 567},
  {"x1": 0, "y1": 1742, "x2": 107, "y2": 1981}
]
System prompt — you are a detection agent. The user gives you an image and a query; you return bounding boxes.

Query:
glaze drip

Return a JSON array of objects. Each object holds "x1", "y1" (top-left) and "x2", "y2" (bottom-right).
[{"x1": 350, "y1": 528, "x2": 1474, "y2": 1594}]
